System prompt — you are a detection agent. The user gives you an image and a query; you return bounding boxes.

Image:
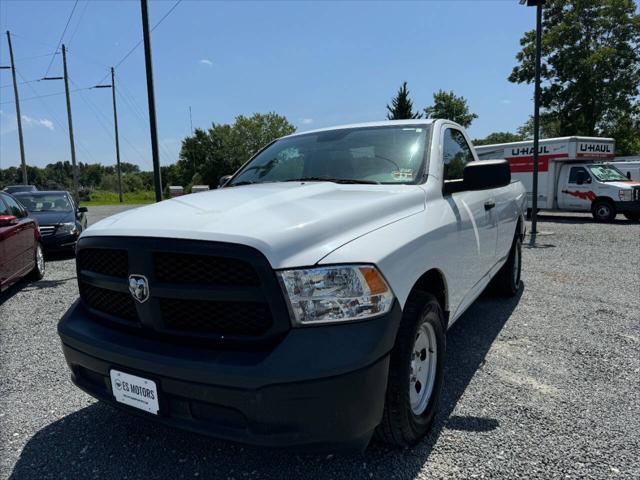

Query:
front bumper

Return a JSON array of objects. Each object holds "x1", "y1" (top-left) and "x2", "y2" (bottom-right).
[
  {"x1": 58, "y1": 300, "x2": 402, "y2": 451},
  {"x1": 614, "y1": 200, "x2": 640, "y2": 214},
  {"x1": 41, "y1": 232, "x2": 79, "y2": 250}
]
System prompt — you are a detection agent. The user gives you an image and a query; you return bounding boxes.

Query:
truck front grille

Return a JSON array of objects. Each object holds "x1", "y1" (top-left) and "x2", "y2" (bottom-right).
[
  {"x1": 154, "y1": 252, "x2": 259, "y2": 286},
  {"x1": 79, "y1": 283, "x2": 139, "y2": 322},
  {"x1": 160, "y1": 298, "x2": 272, "y2": 335},
  {"x1": 78, "y1": 248, "x2": 128, "y2": 278},
  {"x1": 75, "y1": 237, "x2": 289, "y2": 344}
]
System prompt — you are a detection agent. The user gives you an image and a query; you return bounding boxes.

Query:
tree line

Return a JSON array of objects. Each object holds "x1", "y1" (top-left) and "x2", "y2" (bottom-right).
[{"x1": 0, "y1": 161, "x2": 154, "y2": 193}]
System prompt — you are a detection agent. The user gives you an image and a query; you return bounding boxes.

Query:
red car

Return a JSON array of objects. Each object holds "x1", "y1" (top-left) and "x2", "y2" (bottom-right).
[{"x1": 0, "y1": 191, "x2": 45, "y2": 293}]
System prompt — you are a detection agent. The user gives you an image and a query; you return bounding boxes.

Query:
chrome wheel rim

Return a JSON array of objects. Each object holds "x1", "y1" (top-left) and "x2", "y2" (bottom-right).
[
  {"x1": 410, "y1": 321, "x2": 437, "y2": 415},
  {"x1": 36, "y1": 244, "x2": 45, "y2": 274}
]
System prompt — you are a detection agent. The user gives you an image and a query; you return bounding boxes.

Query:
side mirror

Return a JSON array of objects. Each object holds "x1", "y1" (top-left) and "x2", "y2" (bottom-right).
[
  {"x1": 78, "y1": 206, "x2": 88, "y2": 213},
  {"x1": 0, "y1": 215, "x2": 18, "y2": 227},
  {"x1": 576, "y1": 170, "x2": 585, "y2": 185},
  {"x1": 627, "y1": 172, "x2": 632, "y2": 180},
  {"x1": 444, "y1": 160, "x2": 511, "y2": 194},
  {"x1": 218, "y1": 175, "x2": 232, "y2": 188}
]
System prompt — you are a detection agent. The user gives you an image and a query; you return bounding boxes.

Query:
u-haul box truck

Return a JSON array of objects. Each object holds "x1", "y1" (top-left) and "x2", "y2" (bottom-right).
[{"x1": 476, "y1": 137, "x2": 640, "y2": 221}]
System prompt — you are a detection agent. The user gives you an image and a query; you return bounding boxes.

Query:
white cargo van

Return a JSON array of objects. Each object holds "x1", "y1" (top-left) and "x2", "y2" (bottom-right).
[{"x1": 476, "y1": 137, "x2": 640, "y2": 221}]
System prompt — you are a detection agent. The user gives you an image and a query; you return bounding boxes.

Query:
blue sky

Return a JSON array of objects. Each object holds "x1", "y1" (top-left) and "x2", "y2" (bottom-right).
[{"x1": 1, "y1": 0, "x2": 536, "y2": 171}]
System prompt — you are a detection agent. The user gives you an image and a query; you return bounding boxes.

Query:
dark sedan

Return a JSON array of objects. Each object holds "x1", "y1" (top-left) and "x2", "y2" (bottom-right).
[{"x1": 14, "y1": 191, "x2": 87, "y2": 252}]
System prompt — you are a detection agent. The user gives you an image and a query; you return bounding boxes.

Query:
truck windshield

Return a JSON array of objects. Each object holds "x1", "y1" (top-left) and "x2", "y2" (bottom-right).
[
  {"x1": 587, "y1": 164, "x2": 629, "y2": 182},
  {"x1": 228, "y1": 125, "x2": 429, "y2": 186}
]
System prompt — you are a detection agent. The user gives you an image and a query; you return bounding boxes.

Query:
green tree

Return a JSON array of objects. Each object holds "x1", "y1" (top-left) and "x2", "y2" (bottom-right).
[
  {"x1": 386, "y1": 82, "x2": 422, "y2": 120},
  {"x1": 424, "y1": 90, "x2": 478, "y2": 128},
  {"x1": 516, "y1": 115, "x2": 563, "y2": 140},
  {"x1": 176, "y1": 113, "x2": 296, "y2": 187},
  {"x1": 509, "y1": 0, "x2": 640, "y2": 154},
  {"x1": 473, "y1": 131, "x2": 525, "y2": 146}
]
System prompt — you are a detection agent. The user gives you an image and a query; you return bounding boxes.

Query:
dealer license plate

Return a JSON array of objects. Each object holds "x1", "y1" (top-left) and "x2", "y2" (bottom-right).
[{"x1": 110, "y1": 369, "x2": 159, "y2": 415}]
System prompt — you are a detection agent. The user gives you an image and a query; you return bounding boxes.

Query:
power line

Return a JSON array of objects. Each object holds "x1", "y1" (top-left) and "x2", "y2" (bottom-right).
[
  {"x1": 95, "y1": 0, "x2": 182, "y2": 85},
  {"x1": 0, "y1": 86, "x2": 93, "y2": 105},
  {"x1": 9, "y1": 32, "x2": 59, "y2": 50},
  {"x1": 116, "y1": 88, "x2": 175, "y2": 164},
  {"x1": 16, "y1": 69, "x2": 97, "y2": 164},
  {"x1": 70, "y1": 77, "x2": 149, "y2": 168},
  {"x1": 15, "y1": 52, "x2": 58, "y2": 62},
  {"x1": 43, "y1": 0, "x2": 79, "y2": 78},
  {"x1": 0, "y1": 78, "x2": 41, "y2": 89},
  {"x1": 67, "y1": 0, "x2": 90, "y2": 47},
  {"x1": 116, "y1": 77, "x2": 175, "y2": 161}
]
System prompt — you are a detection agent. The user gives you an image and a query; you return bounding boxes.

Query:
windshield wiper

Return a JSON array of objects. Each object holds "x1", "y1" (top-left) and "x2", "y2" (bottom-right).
[{"x1": 284, "y1": 177, "x2": 380, "y2": 185}]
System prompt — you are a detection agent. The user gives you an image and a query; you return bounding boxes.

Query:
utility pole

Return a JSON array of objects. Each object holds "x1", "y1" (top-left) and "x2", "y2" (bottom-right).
[
  {"x1": 111, "y1": 68, "x2": 123, "y2": 203},
  {"x1": 110, "y1": 68, "x2": 123, "y2": 202},
  {"x1": 189, "y1": 106, "x2": 193, "y2": 133},
  {"x1": 520, "y1": 0, "x2": 544, "y2": 236},
  {"x1": 141, "y1": 0, "x2": 163, "y2": 202},
  {"x1": 530, "y1": 0, "x2": 543, "y2": 236},
  {"x1": 6, "y1": 31, "x2": 28, "y2": 184},
  {"x1": 94, "y1": 68, "x2": 123, "y2": 202},
  {"x1": 62, "y1": 44, "x2": 79, "y2": 202}
]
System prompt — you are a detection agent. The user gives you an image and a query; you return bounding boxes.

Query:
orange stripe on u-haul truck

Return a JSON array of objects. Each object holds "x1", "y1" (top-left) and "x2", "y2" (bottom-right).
[{"x1": 504, "y1": 154, "x2": 569, "y2": 173}]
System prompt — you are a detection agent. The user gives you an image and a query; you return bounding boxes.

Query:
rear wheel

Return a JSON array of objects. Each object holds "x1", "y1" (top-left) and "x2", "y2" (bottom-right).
[
  {"x1": 494, "y1": 235, "x2": 522, "y2": 297},
  {"x1": 623, "y1": 212, "x2": 640, "y2": 222},
  {"x1": 375, "y1": 292, "x2": 446, "y2": 447},
  {"x1": 28, "y1": 242, "x2": 45, "y2": 281},
  {"x1": 592, "y1": 200, "x2": 616, "y2": 222}
]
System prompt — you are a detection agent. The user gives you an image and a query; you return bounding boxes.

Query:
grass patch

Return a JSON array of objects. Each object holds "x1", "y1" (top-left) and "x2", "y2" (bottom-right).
[{"x1": 80, "y1": 190, "x2": 157, "y2": 206}]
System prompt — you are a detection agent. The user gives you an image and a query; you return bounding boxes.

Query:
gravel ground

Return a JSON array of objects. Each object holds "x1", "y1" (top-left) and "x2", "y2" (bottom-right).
[{"x1": 1, "y1": 206, "x2": 639, "y2": 480}]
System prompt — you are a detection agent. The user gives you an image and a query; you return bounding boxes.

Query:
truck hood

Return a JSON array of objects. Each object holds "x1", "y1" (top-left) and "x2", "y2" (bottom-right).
[{"x1": 83, "y1": 182, "x2": 425, "y2": 268}]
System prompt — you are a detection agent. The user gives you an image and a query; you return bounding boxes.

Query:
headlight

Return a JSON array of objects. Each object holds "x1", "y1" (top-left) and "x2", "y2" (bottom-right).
[
  {"x1": 619, "y1": 190, "x2": 632, "y2": 201},
  {"x1": 277, "y1": 265, "x2": 394, "y2": 326},
  {"x1": 58, "y1": 222, "x2": 79, "y2": 235}
]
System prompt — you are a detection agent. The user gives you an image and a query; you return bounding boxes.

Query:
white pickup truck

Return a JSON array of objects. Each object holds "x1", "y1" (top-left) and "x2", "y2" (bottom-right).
[{"x1": 58, "y1": 120, "x2": 526, "y2": 450}]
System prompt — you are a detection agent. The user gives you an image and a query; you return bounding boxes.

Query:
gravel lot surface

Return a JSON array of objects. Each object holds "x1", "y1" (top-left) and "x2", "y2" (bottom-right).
[{"x1": 1, "y1": 206, "x2": 639, "y2": 479}]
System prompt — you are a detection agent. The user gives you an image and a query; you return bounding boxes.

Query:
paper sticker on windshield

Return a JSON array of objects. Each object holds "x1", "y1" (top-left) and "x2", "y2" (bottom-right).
[{"x1": 393, "y1": 169, "x2": 413, "y2": 180}]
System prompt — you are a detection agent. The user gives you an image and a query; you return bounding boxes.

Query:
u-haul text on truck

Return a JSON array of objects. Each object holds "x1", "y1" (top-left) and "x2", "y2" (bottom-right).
[{"x1": 476, "y1": 137, "x2": 640, "y2": 222}]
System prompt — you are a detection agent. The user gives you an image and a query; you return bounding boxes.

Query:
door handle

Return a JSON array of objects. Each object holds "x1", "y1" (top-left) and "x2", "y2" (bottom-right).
[{"x1": 484, "y1": 200, "x2": 496, "y2": 211}]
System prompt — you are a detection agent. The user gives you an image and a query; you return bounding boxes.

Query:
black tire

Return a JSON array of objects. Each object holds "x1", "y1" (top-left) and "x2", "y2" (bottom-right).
[
  {"x1": 592, "y1": 200, "x2": 616, "y2": 222},
  {"x1": 623, "y1": 212, "x2": 640, "y2": 222},
  {"x1": 28, "y1": 242, "x2": 45, "y2": 281},
  {"x1": 494, "y1": 235, "x2": 522, "y2": 297},
  {"x1": 375, "y1": 292, "x2": 446, "y2": 447}
]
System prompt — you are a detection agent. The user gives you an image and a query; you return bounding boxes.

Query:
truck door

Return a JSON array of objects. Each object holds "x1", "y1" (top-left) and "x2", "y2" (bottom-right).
[
  {"x1": 558, "y1": 165, "x2": 594, "y2": 211},
  {"x1": 0, "y1": 195, "x2": 12, "y2": 286},
  {"x1": 0, "y1": 193, "x2": 34, "y2": 280},
  {"x1": 441, "y1": 128, "x2": 498, "y2": 290}
]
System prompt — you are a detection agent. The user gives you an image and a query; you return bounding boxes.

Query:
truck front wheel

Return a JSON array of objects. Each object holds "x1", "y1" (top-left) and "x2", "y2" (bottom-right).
[
  {"x1": 592, "y1": 200, "x2": 616, "y2": 222},
  {"x1": 375, "y1": 292, "x2": 446, "y2": 447}
]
